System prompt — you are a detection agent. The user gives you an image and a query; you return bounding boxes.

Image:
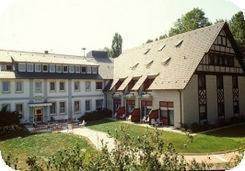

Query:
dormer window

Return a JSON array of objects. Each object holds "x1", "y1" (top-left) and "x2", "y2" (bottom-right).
[
  {"x1": 92, "y1": 67, "x2": 98, "y2": 74},
  {"x1": 130, "y1": 63, "x2": 139, "y2": 70},
  {"x1": 158, "y1": 44, "x2": 166, "y2": 51},
  {"x1": 87, "y1": 67, "x2": 92, "y2": 74},
  {"x1": 146, "y1": 60, "x2": 153, "y2": 68},
  {"x1": 162, "y1": 57, "x2": 171, "y2": 65},
  {"x1": 63, "y1": 65, "x2": 68, "y2": 73},
  {"x1": 27, "y1": 64, "x2": 33, "y2": 72},
  {"x1": 144, "y1": 48, "x2": 151, "y2": 55},
  {"x1": 175, "y1": 40, "x2": 183, "y2": 47},
  {"x1": 69, "y1": 65, "x2": 75, "y2": 73},
  {"x1": 75, "y1": 66, "x2": 80, "y2": 73},
  {"x1": 56, "y1": 65, "x2": 62, "y2": 73},
  {"x1": 18, "y1": 63, "x2": 26, "y2": 72},
  {"x1": 81, "y1": 66, "x2": 87, "y2": 73},
  {"x1": 42, "y1": 64, "x2": 48, "y2": 72},
  {"x1": 35, "y1": 64, "x2": 41, "y2": 72},
  {"x1": 50, "y1": 64, "x2": 55, "y2": 72}
]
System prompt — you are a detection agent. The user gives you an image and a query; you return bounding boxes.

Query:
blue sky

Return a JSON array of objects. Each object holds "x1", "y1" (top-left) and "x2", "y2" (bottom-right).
[{"x1": 0, "y1": 0, "x2": 243, "y2": 55}]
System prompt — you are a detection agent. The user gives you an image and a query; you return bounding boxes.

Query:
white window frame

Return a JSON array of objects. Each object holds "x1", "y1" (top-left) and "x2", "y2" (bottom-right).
[
  {"x1": 85, "y1": 100, "x2": 91, "y2": 112},
  {"x1": 27, "y1": 63, "x2": 34, "y2": 72},
  {"x1": 2, "y1": 81, "x2": 10, "y2": 93},
  {"x1": 59, "y1": 81, "x2": 65, "y2": 91},
  {"x1": 56, "y1": 65, "x2": 62, "y2": 73},
  {"x1": 87, "y1": 67, "x2": 92, "y2": 74},
  {"x1": 35, "y1": 64, "x2": 41, "y2": 72},
  {"x1": 42, "y1": 64, "x2": 48, "y2": 72},
  {"x1": 74, "y1": 100, "x2": 80, "y2": 113},
  {"x1": 59, "y1": 101, "x2": 66, "y2": 114},
  {"x1": 15, "y1": 81, "x2": 23, "y2": 93},
  {"x1": 18, "y1": 63, "x2": 26, "y2": 72},
  {"x1": 50, "y1": 102, "x2": 56, "y2": 115},
  {"x1": 85, "y1": 81, "x2": 91, "y2": 92},
  {"x1": 15, "y1": 103, "x2": 23, "y2": 115},
  {"x1": 75, "y1": 65, "x2": 80, "y2": 73},
  {"x1": 49, "y1": 64, "x2": 56, "y2": 73},
  {"x1": 92, "y1": 67, "x2": 98, "y2": 74},
  {"x1": 81, "y1": 66, "x2": 87, "y2": 73},
  {"x1": 69, "y1": 65, "x2": 75, "y2": 73},
  {"x1": 63, "y1": 65, "x2": 68, "y2": 73},
  {"x1": 74, "y1": 81, "x2": 80, "y2": 92},
  {"x1": 49, "y1": 82, "x2": 56, "y2": 92},
  {"x1": 35, "y1": 81, "x2": 42, "y2": 93}
]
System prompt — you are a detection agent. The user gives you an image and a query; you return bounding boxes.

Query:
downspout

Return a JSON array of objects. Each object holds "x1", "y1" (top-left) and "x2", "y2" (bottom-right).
[{"x1": 178, "y1": 90, "x2": 183, "y2": 127}]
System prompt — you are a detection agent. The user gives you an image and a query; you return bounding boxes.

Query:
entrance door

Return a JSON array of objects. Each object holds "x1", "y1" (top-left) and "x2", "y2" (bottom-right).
[{"x1": 34, "y1": 108, "x2": 43, "y2": 123}]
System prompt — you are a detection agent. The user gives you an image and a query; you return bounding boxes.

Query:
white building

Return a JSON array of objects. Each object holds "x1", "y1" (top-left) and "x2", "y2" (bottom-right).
[
  {"x1": 111, "y1": 22, "x2": 245, "y2": 127},
  {"x1": 0, "y1": 50, "x2": 109, "y2": 124}
]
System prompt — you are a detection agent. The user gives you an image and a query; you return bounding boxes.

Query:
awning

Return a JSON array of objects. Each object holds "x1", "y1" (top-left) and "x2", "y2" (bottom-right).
[
  {"x1": 117, "y1": 76, "x2": 132, "y2": 91},
  {"x1": 131, "y1": 75, "x2": 147, "y2": 91},
  {"x1": 29, "y1": 103, "x2": 52, "y2": 107},
  {"x1": 110, "y1": 78, "x2": 120, "y2": 90}
]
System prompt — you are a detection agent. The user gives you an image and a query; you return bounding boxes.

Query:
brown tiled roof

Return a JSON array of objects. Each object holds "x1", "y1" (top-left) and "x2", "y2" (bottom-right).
[{"x1": 114, "y1": 22, "x2": 227, "y2": 90}]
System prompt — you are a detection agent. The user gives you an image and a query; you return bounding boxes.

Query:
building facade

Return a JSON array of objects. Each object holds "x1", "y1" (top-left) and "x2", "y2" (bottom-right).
[
  {"x1": 111, "y1": 22, "x2": 245, "y2": 127},
  {"x1": 0, "y1": 50, "x2": 107, "y2": 124}
]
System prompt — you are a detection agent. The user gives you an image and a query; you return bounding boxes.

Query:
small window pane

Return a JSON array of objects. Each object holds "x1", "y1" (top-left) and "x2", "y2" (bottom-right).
[
  {"x1": 59, "y1": 82, "x2": 65, "y2": 91},
  {"x1": 2, "y1": 81, "x2": 10, "y2": 93},
  {"x1": 50, "y1": 82, "x2": 56, "y2": 91},
  {"x1": 59, "y1": 102, "x2": 65, "y2": 114},
  {"x1": 74, "y1": 101, "x2": 80, "y2": 113},
  {"x1": 18, "y1": 63, "x2": 26, "y2": 72},
  {"x1": 27, "y1": 64, "x2": 34, "y2": 72},
  {"x1": 85, "y1": 100, "x2": 91, "y2": 111},
  {"x1": 85, "y1": 81, "x2": 91, "y2": 91},
  {"x1": 16, "y1": 81, "x2": 23, "y2": 92},
  {"x1": 43, "y1": 64, "x2": 48, "y2": 72},
  {"x1": 50, "y1": 102, "x2": 56, "y2": 115},
  {"x1": 50, "y1": 64, "x2": 55, "y2": 72},
  {"x1": 35, "y1": 81, "x2": 42, "y2": 93},
  {"x1": 16, "y1": 104, "x2": 23, "y2": 114},
  {"x1": 35, "y1": 64, "x2": 41, "y2": 72}
]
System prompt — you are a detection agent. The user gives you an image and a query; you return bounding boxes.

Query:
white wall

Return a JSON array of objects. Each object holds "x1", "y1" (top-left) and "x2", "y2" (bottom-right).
[{"x1": 224, "y1": 76, "x2": 233, "y2": 119}]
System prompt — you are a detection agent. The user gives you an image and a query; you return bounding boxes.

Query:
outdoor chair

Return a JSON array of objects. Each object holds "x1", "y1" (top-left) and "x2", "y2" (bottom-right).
[
  {"x1": 79, "y1": 120, "x2": 87, "y2": 127},
  {"x1": 127, "y1": 115, "x2": 132, "y2": 121}
]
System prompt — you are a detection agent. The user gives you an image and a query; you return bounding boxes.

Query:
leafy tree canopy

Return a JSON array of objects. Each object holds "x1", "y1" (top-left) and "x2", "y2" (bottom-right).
[
  {"x1": 168, "y1": 8, "x2": 211, "y2": 37},
  {"x1": 229, "y1": 11, "x2": 245, "y2": 45},
  {"x1": 111, "y1": 33, "x2": 123, "y2": 58}
]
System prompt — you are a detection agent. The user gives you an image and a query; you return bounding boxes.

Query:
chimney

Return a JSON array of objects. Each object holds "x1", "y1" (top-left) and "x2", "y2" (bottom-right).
[{"x1": 44, "y1": 50, "x2": 49, "y2": 54}]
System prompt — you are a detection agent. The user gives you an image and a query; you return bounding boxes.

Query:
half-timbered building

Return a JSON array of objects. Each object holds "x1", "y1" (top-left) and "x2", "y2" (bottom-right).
[{"x1": 111, "y1": 22, "x2": 245, "y2": 127}]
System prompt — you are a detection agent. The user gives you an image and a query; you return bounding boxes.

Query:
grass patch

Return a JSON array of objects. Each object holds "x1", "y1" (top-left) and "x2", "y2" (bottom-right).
[
  {"x1": 87, "y1": 120, "x2": 245, "y2": 153},
  {"x1": 0, "y1": 132, "x2": 96, "y2": 170}
]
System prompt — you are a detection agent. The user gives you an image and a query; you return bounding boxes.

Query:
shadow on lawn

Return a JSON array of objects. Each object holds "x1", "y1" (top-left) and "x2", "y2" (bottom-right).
[
  {"x1": 203, "y1": 123, "x2": 245, "y2": 138},
  {"x1": 86, "y1": 119, "x2": 115, "y2": 127}
]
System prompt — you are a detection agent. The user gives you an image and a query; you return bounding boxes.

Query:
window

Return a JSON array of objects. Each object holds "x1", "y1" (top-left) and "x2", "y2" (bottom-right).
[
  {"x1": 85, "y1": 100, "x2": 91, "y2": 111},
  {"x1": 15, "y1": 104, "x2": 23, "y2": 114},
  {"x1": 59, "y1": 82, "x2": 65, "y2": 91},
  {"x1": 35, "y1": 81, "x2": 42, "y2": 93},
  {"x1": 49, "y1": 64, "x2": 55, "y2": 72},
  {"x1": 75, "y1": 66, "x2": 80, "y2": 73},
  {"x1": 217, "y1": 75, "x2": 224, "y2": 119},
  {"x1": 50, "y1": 102, "x2": 56, "y2": 115},
  {"x1": 42, "y1": 64, "x2": 48, "y2": 72},
  {"x1": 87, "y1": 67, "x2": 92, "y2": 74},
  {"x1": 50, "y1": 82, "x2": 56, "y2": 91},
  {"x1": 56, "y1": 65, "x2": 62, "y2": 73},
  {"x1": 96, "y1": 82, "x2": 103, "y2": 90},
  {"x1": 27, "y1": 64, "x2": 34, "y2": 72},
  {"x1": 198, "y1": 75, "x2": 206, "y2": 90},
  {"x1": 85, "y1": 81, "x2": 91, "y2": 91},
  {"x1": 18, "y1": 63, "x2": 26, "y2": 72},
  {"x1": 217, "y1": 75, "x2": 224, "y2": 89},
  {"x1": 232, "y1": 76, "x2": 239, "y2": 115},
  {"x1": 74, "y1": 81, "x2": 80, "y2": 91},
  {"x1": 2, "y1": 104, "x2": 10, "y2": 112},
  {"x1": 81, "y1": 67, "x2": 87, "y2": 73},
  {"x1": 63, "y1": 66, "x2": 68, "y2": 73},
  {"x1": 59, "y1": 101, "x2": 65, "y2": 114},
  {"x1": 198, "y1": 75, "x2": 207, "y2": 121},
  {"x1": 2, "y1": 81, "x2": 10, "y2": 93},
  {"x1": 15, "y1": 81, "x2": 23, "y2": 93},
  {"x1": 69, "y1": 65, "x2": 75, "y2": 73},
  {"x1": 96, "y1": 99, "x2": 103, "y2": 110},
  {"x1": 74, "y1": 101, "x2": 80, "y2": 113},
  {"x1": 35, "y1": 64, "x2": 41, "y2": 72},
  {"x1": 92, "y1": 67, "x2": 98, "y2": 74}
]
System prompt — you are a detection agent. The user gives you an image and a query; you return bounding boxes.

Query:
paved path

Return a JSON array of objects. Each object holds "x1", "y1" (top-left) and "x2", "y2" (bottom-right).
[
  {"x1": 61, "y1": 127, "x2": 116, "y2": 152},
  {"x1": 0, "y1": 151, "x2": 17, "y2": 171},
  {"x1": 62, "y1": 127, "x2": 241, "y2": 164}
]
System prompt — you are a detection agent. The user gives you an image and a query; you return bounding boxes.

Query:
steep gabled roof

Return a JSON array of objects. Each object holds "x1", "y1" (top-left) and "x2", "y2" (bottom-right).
[{"x1": 114, "y1": 22, "x2": 239, "y2": 90}]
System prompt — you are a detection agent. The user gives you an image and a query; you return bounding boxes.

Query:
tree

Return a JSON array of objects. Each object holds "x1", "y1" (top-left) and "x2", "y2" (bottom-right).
[
  {"x1": 103, "y1": 47, "x2": 112, "y2": 58},
  {"x1": 229, "y1": 11, "x2": 245, "y2": 45},
  {"x1": 168, "y1": 8, "x2": 211, "y2": 37},
  {"x1": 111, "y1": 33, "x2": 123, "y2": 58},
  {"x1": 146, "y1": 39, "x2": 153, "y2": 44},
  {"x1": 214, "y1": 19, "x2": 226, "y2": 24},
  {"x1": 159, "y1": 34, "x2": 168, "y2": 40}
]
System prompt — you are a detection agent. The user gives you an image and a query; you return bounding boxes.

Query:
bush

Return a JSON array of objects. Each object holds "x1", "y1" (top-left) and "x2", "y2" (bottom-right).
[
  {"x1": 190, "y1": 122, "x2": 200, "y2": 132},
  {"x1": 78, "y1": 109, "x2": 112, "y2": 122},
  {"x1": 0, "y1": 111, "x2": 21, "y2": 127}
]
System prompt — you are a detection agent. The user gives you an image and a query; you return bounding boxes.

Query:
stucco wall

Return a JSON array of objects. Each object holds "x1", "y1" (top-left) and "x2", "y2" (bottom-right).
[
  {"x1": 224, "y1": 76, "x2": 233, "y2": 119},
  {"x1": 151, "y1": 90, "x2": 181, "y2": 127},
  {"x1": 182, "y1": 75, "x2": 199, "y2": 125},
  {"x1": 239, "y1": 76, "x2": 245, "y2": 116}
]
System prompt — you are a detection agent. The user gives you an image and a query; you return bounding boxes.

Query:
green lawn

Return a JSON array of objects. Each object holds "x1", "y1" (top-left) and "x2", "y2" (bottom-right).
[
  {"x1": 87, "y1": 120, "x2": 245, "y2": 153},
  {"x1": 0, "y1": 132, "x2": 96, "y2": 170}
]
